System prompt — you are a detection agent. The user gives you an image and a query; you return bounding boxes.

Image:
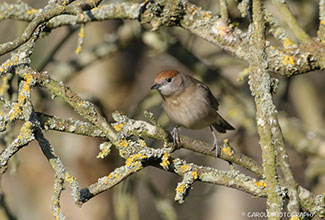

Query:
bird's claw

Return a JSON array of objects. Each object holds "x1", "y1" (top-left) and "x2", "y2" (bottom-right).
[
  {"x1": 210, "y1": 125, "x2": 220, "y2": 157},
  {"x1": 211, "y1": 140, "x2": 221, "y2": 157}
]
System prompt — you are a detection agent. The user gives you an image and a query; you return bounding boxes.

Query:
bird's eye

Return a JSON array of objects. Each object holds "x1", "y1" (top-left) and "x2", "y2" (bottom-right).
[{"x1": 166, "y1": 77, "x2": 172, "y2": 82}]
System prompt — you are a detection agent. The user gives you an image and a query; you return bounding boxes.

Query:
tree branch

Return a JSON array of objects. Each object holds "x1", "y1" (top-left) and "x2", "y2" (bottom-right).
[
  {"x1": 272, "y1": 0, "x2": 311, "y2": 43},
  {"x1": 249, "y1": 1, "x2": 283, "y2": 219},
  {"x1": 1, "y1": 1, "x2": 324, "y2": 76}
]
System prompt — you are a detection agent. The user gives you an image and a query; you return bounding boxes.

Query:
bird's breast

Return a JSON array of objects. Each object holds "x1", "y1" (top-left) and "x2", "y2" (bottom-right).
[{"x1": 162, "y1": 92, "x2": 217, "y2": 129}]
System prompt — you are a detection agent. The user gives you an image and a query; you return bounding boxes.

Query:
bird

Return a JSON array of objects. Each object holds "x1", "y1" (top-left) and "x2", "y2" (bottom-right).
[{"x1": 151, "y1": 70, "x2": 234, "y2": 156}]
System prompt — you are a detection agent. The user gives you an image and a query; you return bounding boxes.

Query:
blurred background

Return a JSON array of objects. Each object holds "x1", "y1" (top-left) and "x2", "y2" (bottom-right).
[{"x1": 0, "y1": 0, "x2": 324, "y2": 219}]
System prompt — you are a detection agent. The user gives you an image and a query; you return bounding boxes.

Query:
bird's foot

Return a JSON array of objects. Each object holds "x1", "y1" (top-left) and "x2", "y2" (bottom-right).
[
  {"x1": 211, "y1": 139, "x2": 221, "y2": 157},
  {"x1": 171, "y1": 127, "x2": 181, "y2": 146},
  {"x1": 210, "y1": 125, "x2": 220, "y2": 157}
]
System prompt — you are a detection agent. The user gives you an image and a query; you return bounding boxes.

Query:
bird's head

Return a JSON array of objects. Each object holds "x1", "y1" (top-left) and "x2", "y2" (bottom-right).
[{"x1": 151, "y1": 70, "x2": 184, "y2": 97}]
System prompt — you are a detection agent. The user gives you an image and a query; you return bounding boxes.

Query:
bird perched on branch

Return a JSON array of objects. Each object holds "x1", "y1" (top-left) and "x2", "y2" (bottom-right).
[{"x1": 151, "y1": 70, "x2": 234, "y2": 156}]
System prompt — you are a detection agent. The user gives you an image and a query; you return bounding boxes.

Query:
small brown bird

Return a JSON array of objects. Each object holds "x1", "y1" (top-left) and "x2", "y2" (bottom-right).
[{"x1": 151, "y1": 70, "x2": 234, "y2": 156}]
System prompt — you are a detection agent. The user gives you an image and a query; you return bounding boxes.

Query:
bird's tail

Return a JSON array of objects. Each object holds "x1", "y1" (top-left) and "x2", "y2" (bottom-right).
[{"x1": 212, "y1": 113, "x2": 235, "y2": 133}]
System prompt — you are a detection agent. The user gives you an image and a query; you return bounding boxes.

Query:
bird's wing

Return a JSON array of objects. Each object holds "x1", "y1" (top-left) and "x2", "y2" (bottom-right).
[
  {"x1": 197, "y1": 83, "x2": 219, "y2": 110},
  {"x1": 186, "y1": 75, "x2": 219, "y2": 110}
]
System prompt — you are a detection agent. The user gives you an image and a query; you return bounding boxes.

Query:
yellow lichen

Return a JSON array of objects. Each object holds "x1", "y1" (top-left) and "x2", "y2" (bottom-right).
[
  {"x1": 321, "y1": 20, "x2": 325, "y2": 25},
  {"x1": 254, "y1": 181, "x2": 266, "y2": 188},
  {"x1": 97, "y1": 142, "x2": 112, "y2": 159},
  {"x1": 189, "y1": 6, "x2": 197, "y2": 13},
  {"x1": 0, "y1": 76, "x2": 8, "y2": 95},
  {"x1": 75, "y1": 24, "x2": 85, "y2": 55},
  {"x1": 215, "y1": 25, "x2": 227, "y2": 37},
  {"x1": 134, "y1": 153, "x2": 147, "y2": 161},
  {"x1": 133, "y1": 161, "x2": 140, "y2": 166},
  {"x1": 221, "y1": 146, "x2": 233, "y2": 156},
  {"x1": 97, "y1": 148, "x2": 111, "y2": 159},
  {"x1": 120, "y1": 139, "x2": 128, "y2": 147},
  {"x1": 214, "y1": 22, "x2": 233, "y2": 37},
  {"x1": 92, "y1": 6, "x2": 102, "y2": 11},
  {"x1": 114, "y1": 173, "x2": 118, "y2": 178},
  {"x1": 125, "y1": 153, "x2": 148, "y2": 167},
  {"x1": 65, "y1": 172, "x2": 77, "y2": 184},
  {"x1": 24, "y1": 73, "x2": 33, "y2": 87},
  {"x1": 26, "y1": 9, "x2": 39, "y2": 15},
  {"x1": 160, "y1": 152, "x2": 170, "y2": 169},
  {"x1": 9, "y1": 103, "x2": 22, "y2": 121},
  {"x1": 79, "y1": 26, "x2": 85, "y2": 39},
  {"x1": 289, "y1": 216, "x2": 300, "y2": 220},
  {"x1": 204, "y1": 12, "x2": 211, "y2": 19},
  {"x1": 283, "y1": 38, "x2": 295, "y2": 48},
  {"x1": 282, "y1": 55, "x2": 295, "y2": 66},
  {"x1": 75, "y1": 46, "x2": 82, "y2": 55},
  {"x1": 173, "y1": 0, "x2": 177, "y2": 7},
  {"x1": 125, "y1": 158, "x2": 133, "y2": 167},
  {"x1": 191, "y1": 171, "x2": 198, "y2": 180},
  {"x1": 180, "y1": 164, "x2": 190, "y2": 173},
  {"x1": 176, "y1": 183, "x2": 186, "y2": 194},
  {"x1": 107, "y1": 174, "x2": 113, "y2": 179},
  {"x1": 223, "y1": 138, "x2": 230, "y2": 145},
  {"x1": 10, "y1": 73, "x2": 34, "y2": 120},
  {"x1": 113, "y1": 123, "x2": 123, "y2": 131},
  {"x1": 138, "y1": 139, "x2": 147, "y2": 147},
  {"x1": 16, "y1": 122, "x2": 33, "y2": 140},
  {"x1": 237, "y1": 68, "x2": 250, "y2": 81}
]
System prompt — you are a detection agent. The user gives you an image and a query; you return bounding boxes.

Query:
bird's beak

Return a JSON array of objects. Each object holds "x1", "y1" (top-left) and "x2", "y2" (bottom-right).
[{"x1": 151, "y1": 83, "x2": 160, "y2": 90}]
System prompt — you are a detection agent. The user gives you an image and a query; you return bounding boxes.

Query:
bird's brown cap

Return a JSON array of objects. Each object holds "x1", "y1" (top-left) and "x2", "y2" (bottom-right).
[{"x1": 153, "y1": 70, "x2": 179, "y2": 84}]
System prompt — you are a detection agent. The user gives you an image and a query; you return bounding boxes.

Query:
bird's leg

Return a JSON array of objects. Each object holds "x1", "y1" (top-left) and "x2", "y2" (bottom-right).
[
  {"x1": 209, "y1": 126, "x2": 220, "y2": 157},
  {"x1": 171, "y1": 126, "x2": 181, "y2": 146}
]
